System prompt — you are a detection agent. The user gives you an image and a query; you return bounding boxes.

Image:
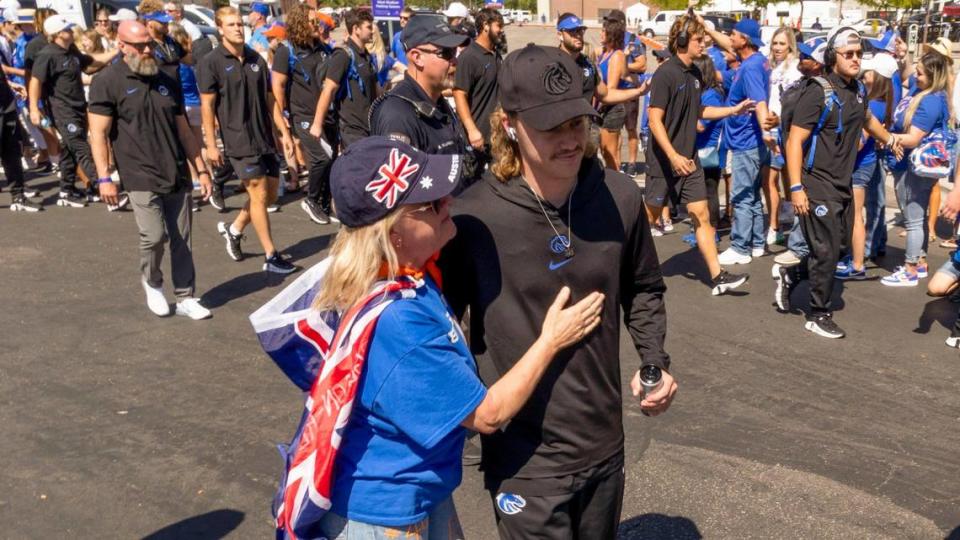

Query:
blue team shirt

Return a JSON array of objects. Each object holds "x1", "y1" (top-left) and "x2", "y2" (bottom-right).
[
  {"x1": 330, "y1": 276, "x2": 487, "y2": 527},
  {"x1": 247, "y1": 26, "x2": 269, "y2": 52},
  {"x1": 620, "y1": 32, "x2": 645, "y2": 89},
  {"x1": 639, "y1": 73, "x2": 652, "y2": 135},
  {"x1": 178, "y1": 63, "x2": 200, "y2": 107},
  {"x1": 697, "y1": 87, "x2": 724, "y2": 150},
  {"x1": 855, "y1": 99, "x2": 889, "y2": 168},
  {"x1": 391, "y1": 31, "x2": 407, "y2": 66},
  {"x1": 376, "y1": 54, "x2": 397, "y2": 87},
  {"x1": 891, "y1": 69, "x2": 903, "y2": 107},
  {"x1": 890, "y1": 90, "x2": 949, "y2": 171},
  {"x1": 723, "y1": 51, "x2": 769, "y2": 151}
]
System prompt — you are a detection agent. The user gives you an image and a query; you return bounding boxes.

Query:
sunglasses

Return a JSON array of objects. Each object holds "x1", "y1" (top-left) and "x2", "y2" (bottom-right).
[
  {"x1": 95, "y1": 19, "x2": 110, "y2": 25},
  {"x1": 399, "y1": 15, "x2": 410, "y2": 21},
  {"x1": 417, "y1": 47, "x2": 456, "y2": 61},
  {"x1": 407, "y1": 199, "x2": 443, "y2": 216},
  {"x1": 123, "y1": 40, "x2": 153, "y2": 52},
  {"x1": 838, "y1": 50, "x2": 863, "y2": 60}
]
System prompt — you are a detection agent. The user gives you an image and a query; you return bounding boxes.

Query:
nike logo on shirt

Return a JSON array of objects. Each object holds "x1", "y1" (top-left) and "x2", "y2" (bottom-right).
[
  {"x1": 548, "y1": 258, "x2": 573, "y2": 271},
  {"x1": 225, "y1": 65, "x2": 235, "y2": 72},
  {"x1": 126, "y1": 88, "x2": 138, "y2": 95}
]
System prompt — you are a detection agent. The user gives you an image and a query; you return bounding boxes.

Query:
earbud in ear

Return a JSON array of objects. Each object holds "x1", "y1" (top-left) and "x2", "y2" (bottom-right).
[{"x1": 506, "y1": 126, "x2": 518, "y2": 142}]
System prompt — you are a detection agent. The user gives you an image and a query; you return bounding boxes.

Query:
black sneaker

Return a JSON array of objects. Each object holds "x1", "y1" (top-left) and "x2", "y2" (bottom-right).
[
  {"x1": 625, "y1": 162, "x2": 637, "y2": 177},
  {"x1": 263, "y1": 252, "x2": 299, "y2": 274},
  {"x1": 86, "y1": 186, "x2": 101, "y2": 203},
  {"x1": 209, "y1": 185, "x2": 225, "y2": 212},
  {"x1": 10, "y1": 196, "x2": 42, "y2": 212},
  {"x1": 27, "y1": 161, "x2": 52, "y2": 174},
  {"x1": 804, "y1": 313, "x2": 845, "y2": 339},
  {"x1": 56, "y1": 190, "x2": 87, "y2": 208},
  {"x1": 217, "y1": 221, "x2": 244, "y2": 261},
  {"x1": 301, "y1": 199, "x2": 330, "y2": 224},
  {"x1": 772, "y1": 263, "x2": 797, "y2": 312},
  {"x1": 711, "y1": 270, "x2": 748, "y2": 296}
]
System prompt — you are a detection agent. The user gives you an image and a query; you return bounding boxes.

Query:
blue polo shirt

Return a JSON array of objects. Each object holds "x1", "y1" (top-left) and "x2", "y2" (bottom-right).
[
  {"x1": 330, "y1": 276, "x2": 487, "y2": 527},
  {"x1": 723, "y1": 51, "x2": 769, "y2": 151},
  {"x1": 889, "y1": 90, "x2": 949, "y2": 172},
  {"x1": 855, "y1": 99, "x2": 889, "y2": 168}
]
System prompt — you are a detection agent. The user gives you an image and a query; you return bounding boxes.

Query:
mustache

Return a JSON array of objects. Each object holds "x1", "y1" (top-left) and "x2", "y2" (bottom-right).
[{"x1": 126, "y1": 53, "x2": 159, "y2": 76}]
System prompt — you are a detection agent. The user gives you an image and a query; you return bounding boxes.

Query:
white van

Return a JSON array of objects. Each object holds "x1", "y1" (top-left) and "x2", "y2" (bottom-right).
[{"x1": 640, "y1": 10, "x2": 685, "y2": 38}]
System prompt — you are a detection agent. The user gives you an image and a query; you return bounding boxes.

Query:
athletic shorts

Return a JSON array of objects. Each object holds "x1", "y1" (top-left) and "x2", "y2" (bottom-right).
[
  {"x1": 623, "y1": 97, "x2": 640, "y2": 132},
  {"x1": 229, "y1": 153, "x2": 280, "y2": 181},
  {"x1": 600, "y1": 104, "x2": 626, "y2": 131},
  {"x1": 645, "y1": 166, "x2": 707, "y2": 207},
  {"x1": 184, "y1": 105, "x2": 202, "y2": 127}
]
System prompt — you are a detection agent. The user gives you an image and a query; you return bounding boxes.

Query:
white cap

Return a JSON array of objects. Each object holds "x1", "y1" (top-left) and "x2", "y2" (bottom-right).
[
  {"x1": 827, "y1": 26, "x2": 861, "y2": 50},
  {"x1": 0, "y1": 0, "x2": 21, "y2": 11},
  {"x1": 43, "y1": 14, "x2": 74, "y2": 36},
  {"x1": 109, "y1": 8, "x2": 137, "y2": 22},
  {"x1": 442, "y1": 2, "x2": 469, "y2": 18},
  {"x1": 862, "y1": 53, "x2": 899, "y2": 79},
  {"x1": 0, "y1": 7, "x2": 15, "y2": 22}
]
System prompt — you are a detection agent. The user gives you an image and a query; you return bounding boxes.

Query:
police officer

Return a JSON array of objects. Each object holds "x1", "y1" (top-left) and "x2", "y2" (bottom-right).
[
  {"x1": 89, "y1": 20, "x2": 212, "y2": 319},
  {"x1": 369, "y1": 14, "x2": 468, "y2": 159}
]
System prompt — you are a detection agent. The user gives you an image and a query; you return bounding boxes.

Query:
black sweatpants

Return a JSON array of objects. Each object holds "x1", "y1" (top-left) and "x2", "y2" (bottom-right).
[
  {"x1": 294, "y1": 118, "x2": 338, "y2": 212},
  {"x1": 795, "y1": 197, "x2": 853, "y2": 314},
  {"x1": 488, "y1": 454, "x2": 625, "y2": 540},
  {"x1": 54, "y1": 116, "x2": 97, "y2": 192},
  {"x1": 0, "y1": 108, "x2": 24, "y2": 197}
]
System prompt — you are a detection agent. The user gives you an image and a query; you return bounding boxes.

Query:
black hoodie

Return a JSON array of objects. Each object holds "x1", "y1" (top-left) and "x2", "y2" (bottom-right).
[{"x1": 439, "y1": 157, "x2": 669, "y2": 485}]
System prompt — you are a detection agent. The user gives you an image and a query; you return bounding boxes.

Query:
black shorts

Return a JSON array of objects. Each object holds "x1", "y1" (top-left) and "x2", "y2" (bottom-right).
[
  {"x1": 645, "y1": 166, "x2": 707, "y2": 208},
  {"x1": 623, "y1": 97, "x2": 640, "y2": 132},
  {"x1": 600, "y1": 104, "x2": 625, "y2": 131},
  {"x1": 228, "y1": 153, "x2": 280, "y2": 181}
]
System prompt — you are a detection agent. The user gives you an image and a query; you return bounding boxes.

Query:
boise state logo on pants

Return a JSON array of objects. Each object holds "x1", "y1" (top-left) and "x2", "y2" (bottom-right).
[
  {"x1": 815, "y1": 204, "x2": 828, "y2": 217},
  {"x1": 496, "y1": 493, "x2": 526, "y2": 515}
]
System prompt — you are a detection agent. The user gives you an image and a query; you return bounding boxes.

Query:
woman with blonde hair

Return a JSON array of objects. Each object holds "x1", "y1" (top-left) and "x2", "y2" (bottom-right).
[
  {"x1": 299, "y1": 136, "x2": 603, "y2": 539},
  {"x1": 366, "y1": 27, "x2": 403, "y2": 89},
  {"x1": 763, "y1": 26, "x2": 802, "y2": 247},
  {"x1": 882, "y1": 52, "x2": 954, "y2": 287}
]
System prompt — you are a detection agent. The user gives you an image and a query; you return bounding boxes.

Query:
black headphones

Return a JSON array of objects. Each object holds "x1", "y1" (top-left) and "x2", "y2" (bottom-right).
[
  {"x1": 823, "y1": 26, "x2": 856, "y2": 71},
  {"x1": 676, "y1": 9, "x2": 695, "y2": 50}
]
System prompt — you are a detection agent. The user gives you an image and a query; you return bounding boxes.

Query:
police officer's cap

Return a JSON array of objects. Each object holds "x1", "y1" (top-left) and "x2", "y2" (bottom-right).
[{"x1": 402, "y1": 15, "x2": 469, "y2": 50}]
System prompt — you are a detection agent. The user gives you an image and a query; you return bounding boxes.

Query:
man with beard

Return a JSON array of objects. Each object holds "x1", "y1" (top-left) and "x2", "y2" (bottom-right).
[
  {"x1": 138, "y1": 0, "x2": 189, "y2": 94},
  {"x1": 369, "y1": 15, "x2": 468, "y2": 159},
  {"x1": 453, "y1": 8, "x2": 502, "y2": 162},
  {"x1": 89, "y1": 20, "x2": 212, "y2": 319},
  {"x1": 556, "y1": 13, "x2": 645, "y2": 105},
  {"x1": 29, "y1": 14, "x2": 115, "y2": 208},
  {"x1": 440, "y1": 44, "x2": 676, "y2": 539},
  {"x1": 199, "y1": 6, "x2": 297, "y2": 274},
  {"x1": 271, "y1": 4, "x2": 337, "y2": 225},
  {"x1": 308, "y1": 8, "x2": 377, "y2": 149}
]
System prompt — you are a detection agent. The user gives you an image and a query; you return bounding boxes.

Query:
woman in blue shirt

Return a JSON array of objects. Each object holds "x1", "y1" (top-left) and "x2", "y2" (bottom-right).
[
  {"x1": 836, "y1": 55, "x2": 896, "y2": 280},
  {"x1": 310, "y1": 138, "x2": 603, "y2": 539},
  {"x1": 693, "y1": 54, "x2": 726, "y2": 232},
  {"x1": 881, "y1": 53, "x2": 953, "y2": 287}
]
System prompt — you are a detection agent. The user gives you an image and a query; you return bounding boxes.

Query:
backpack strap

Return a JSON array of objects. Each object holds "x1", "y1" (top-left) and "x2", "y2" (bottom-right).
[
  {"x1": 804, "y1": 76, "x2": 841, "y2": 171},
  {"x1": 335, "y1": 45, "x2": 367, "y2": 102},
  {"x1": 285, "y1": 42, "x2": 310, "y2": 85}
]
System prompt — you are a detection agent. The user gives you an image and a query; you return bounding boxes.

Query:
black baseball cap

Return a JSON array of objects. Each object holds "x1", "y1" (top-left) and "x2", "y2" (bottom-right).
[
  {"x1": 331, "y1": 137, "x2": 462, "y2": 228},
  {"x1": 603, "y1": 10, "x2": 626, "y2": 22},
  {"x1": 498, "y1": 44, "x2": 599, "y2": 131},
  {"x1": 402, "y1": 15, "x2": 469, "y2": 50}
]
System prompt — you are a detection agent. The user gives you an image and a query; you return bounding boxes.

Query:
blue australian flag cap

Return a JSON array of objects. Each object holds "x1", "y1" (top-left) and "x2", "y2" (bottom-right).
[{"x1": 331, "y1": 137, "x2": 463, "y2": 228}]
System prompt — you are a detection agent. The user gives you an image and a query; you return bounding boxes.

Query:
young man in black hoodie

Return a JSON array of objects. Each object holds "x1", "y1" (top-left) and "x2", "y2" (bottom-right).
[{"x1": 440, "y1": 44, "x2": 677, "y2": 540}]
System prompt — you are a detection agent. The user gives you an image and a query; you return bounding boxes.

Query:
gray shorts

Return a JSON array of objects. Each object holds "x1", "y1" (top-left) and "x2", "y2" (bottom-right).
[
  {"x1": 600, "y1": 104, "x2": 626, "y2": 131},
  {"x1": 935, "y1": 258, "x2": 960, "y2": 281}
]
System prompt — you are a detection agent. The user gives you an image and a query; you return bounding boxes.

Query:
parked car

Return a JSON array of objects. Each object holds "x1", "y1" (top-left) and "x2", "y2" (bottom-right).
[
  {"x1": 898, "y1": 13, "x2": 950, "y2": 43},
  {"x1": 640, "y1": 9, "x2": 685, "y2": 38},
  {"x1": 849, "y1": 17, "x2": 890, "y2": 37},
  {"x1": 702, "y1": 14, "x2": 736, "y2": 35},
  {"x1": 183, "y1": 4, "x2": 215, "y2": 29}
]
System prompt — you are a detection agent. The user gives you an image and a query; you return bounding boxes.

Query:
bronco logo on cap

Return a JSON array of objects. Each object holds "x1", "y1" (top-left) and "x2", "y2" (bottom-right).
[
  {"x1": 542, "y1": 62, "x2": 572, "y2": 95},
  {"x1": 365, "y1": 149, "x2": 420, "y2": 209}
]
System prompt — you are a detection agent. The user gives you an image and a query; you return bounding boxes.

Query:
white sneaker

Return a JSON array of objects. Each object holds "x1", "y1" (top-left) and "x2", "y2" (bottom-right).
[
  {"x1": 718, "y1": 247, "x2": 752, "y2": 265},
  {"x1": 774, "y1": 250, "x2": 802, "y2": 266},
  {"x1": 752, "y1": 246, "x2": 766, "y2": 258},
  {"x1": 142, "y1": 279, "x2": 171, "y2": 316},
  {"x1": 650, "y1": 227, "x2": 664, "y2": 237},
  {"x1": 175, "y1": 297, "x2": 212, "y2": 320}
]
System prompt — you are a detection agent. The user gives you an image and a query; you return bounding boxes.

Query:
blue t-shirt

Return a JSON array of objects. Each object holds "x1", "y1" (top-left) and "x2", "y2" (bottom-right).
[
  {"x1": 891, "y1": 68, "x2": 903, "y2": 107},
  {"x1": 247, "y1": 26, "x2": 269, "y2": 53},
  {"x1": 376, "y1": 54, "x2": 397, "y2": 87},
  {"x1": 855, "y1": 99, "x2": 889, "y2": 168},
  {"x1": 179, "y1": 63, "x2": 200, "y2": 107},
  {"x1": 639, "y1": 73, "x2": 652, "y2": 135},
  {"x1": 391, "y1": 31, "x2": 407, "y2": 66},
  {"x1": 330, "y1": 277, "x2": 487, "y2": 527},
  {"x1": 697, "y1": 87, "x2": 724, "y2": 150},
  {"x1": 620, "y1": 32, "x2": 645, "y2": 89},
  {"x1": 723, "y1": 51, "x2": 769, "y2": 151},
  {"x1": 890, "y1": 90, "x2": 949, "y2": 171},
  {"x1": 707, "y1": 46, "x2": 726, "y2": 73}
]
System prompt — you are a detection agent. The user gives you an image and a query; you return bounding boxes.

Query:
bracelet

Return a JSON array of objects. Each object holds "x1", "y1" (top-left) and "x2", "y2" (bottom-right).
[
  {"x1": 789, "y1": 184, "x2": 804, "y2": 193},
  {"x1": 97, "y1": 177, "x2": 113, "y2": 185}
]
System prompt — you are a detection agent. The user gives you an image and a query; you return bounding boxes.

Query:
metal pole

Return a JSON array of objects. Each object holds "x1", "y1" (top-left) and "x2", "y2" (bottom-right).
[{"x1": 920, "y1": 0, "x2": 932, "y2": 53}]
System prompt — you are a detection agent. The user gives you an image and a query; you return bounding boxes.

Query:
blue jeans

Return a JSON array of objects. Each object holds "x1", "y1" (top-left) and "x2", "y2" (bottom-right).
[
  {"x1": 855, "y1": 160, "x2": 888, "y2": 258},
  {"x1": 729, "y1": 146, "x2": 768, "y2": 254},
  {"x1": 786, "y1": 215, "x2": 809, "y2": 258},
  {"x1": 893, "y1": 167, "x2": 935, "y2": 264},
  {"x1": 319, "y1": 497, "x2": 463, "y2": 540}
]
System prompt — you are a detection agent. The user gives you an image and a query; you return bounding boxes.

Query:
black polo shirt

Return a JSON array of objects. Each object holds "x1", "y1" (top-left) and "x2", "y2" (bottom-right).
[
  {"x1": 646, "y1": 55, "x2": 703, "y2": 179},
  {"x1": 23, "y1": 34, "x2": 47, "y2": 73},
  {"x1": 197, "y1": 44, "x2": 275, "y2": 158},
  {"x1": 32, "y1": 42, "x2": 94, "y2": 124},
  {"x1": 793, "y1": 73, "x2": 871, "y2": 201},
  {"x1": 88, "y1": 60, "x2": 189, "y2": 193},
  {"x1": 272, "y1": 40, "x2": 331, "y2": 122},
  {"x1": 370, "y1": 74, "x2": 466, "y2": 156},
  {"x1": 574, "y1": 52, "x2": 599, "y2": 101},
  {"x1": 324, "y1": 39, "x2": 377, "y2": 136},
  {"x1": 153, "y1": 35, "x2": 185, "y2": 93},
  {"x1": 453, "y1": 41, "x2": 501, "y2": 142}
]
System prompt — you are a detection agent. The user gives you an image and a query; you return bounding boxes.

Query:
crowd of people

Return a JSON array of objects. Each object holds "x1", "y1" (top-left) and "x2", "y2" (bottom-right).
[{"x1": 1, "y1": 1, "x2": 960, "y2": 537}]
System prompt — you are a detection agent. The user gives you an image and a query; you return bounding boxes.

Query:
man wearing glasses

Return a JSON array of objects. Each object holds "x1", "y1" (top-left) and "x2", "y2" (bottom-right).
[
  {"x1": 370, "y1": 14, "x2": 468, "y2": 161},
  {"x1": 89, "y1": 20, "x2": 212, "y2": 319},
  {"x1": 391, "y1": 6, "x2": 414, "y2": 66},
  {"x1": 162, "y1": 1, "x2": 201, "y2": 43},
  {"x1": 137, "y1": 0, "x2": 190, "y2": 93},
  {"x1": 778, "y1": 28, "x2": 901, "y2": 339}
]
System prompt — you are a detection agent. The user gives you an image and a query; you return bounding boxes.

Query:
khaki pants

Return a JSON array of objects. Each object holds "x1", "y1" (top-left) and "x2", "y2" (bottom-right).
[{"x1": 129, "y1": 187, "x2": 195, "y2": 299}]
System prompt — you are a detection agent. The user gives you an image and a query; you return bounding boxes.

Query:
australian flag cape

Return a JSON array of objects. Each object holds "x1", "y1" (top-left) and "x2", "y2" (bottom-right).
[{"x1": 249, "y1": 259, "x2": 420, "y2": 539}]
